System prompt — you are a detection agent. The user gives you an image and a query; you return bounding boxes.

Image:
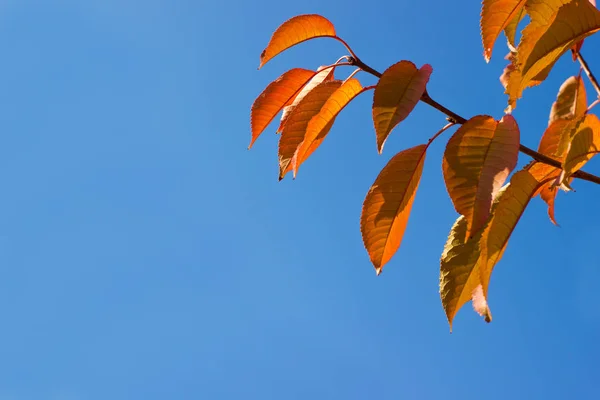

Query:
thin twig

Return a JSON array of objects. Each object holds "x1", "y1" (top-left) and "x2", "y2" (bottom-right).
[
  {"x1": 577, "y1": 52, "x2": 600, "y2": 98},
  {"x1": 587, "y1": 98, "x2": 600, "y2": 112},
  {"x1": 347, "y1": 55, "x2": 600, "y2": 186}
]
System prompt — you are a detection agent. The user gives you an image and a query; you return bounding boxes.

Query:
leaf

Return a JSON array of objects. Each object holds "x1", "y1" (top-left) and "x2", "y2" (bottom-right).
[
  {"x1": 556, "y1": 114, "x2": 588, "y2": 157},
  {"x1": 292, "y1": 78, "x2": 369, "y2": 177},
  {"x1": 540, "y1": 184, "x2": 559, "y2": 225},
  {"x1": 504, "y1": 6, "x2": 526, "y2": 47},
  {"x1": 442, "y1": 115, "x2": 520, "y2": 238},
  {"x1": 478, "y1": 170, "x2": 543, "y2": 300},
  {"x1": 549, "y1": 75, "x2": 587, "y2": 125},
  {"x1": 506, "y1": 0, "x2": 600, "y2": 109},
  {"x1": 259, "y1": 14, "x2": 336, "y2": 69},
  {"x1": 278, "y1": 81, "x2": 342, "y2": 180},
  {"x1": 360, "y1": 144, "x2": 427, "y2": 275},
  {"x1": 571, "y1": 0, "x2": 597, "y2": 60},
  {"x1": 372, "y1": 61, "x2": 432, "y2": 153},
  {"x1": 533, "y1": 120, "x2": 572, "y2": 224},
  {"x1": 441, "y1": 170, "x2": 545, "y2": 329},
  {"x1": 439, "y1": 215, "x2": 488, "y2": 330},
  {"x1": 480, "y1": 0, "x2": 527, "y2": 62},
  {"x1": 562, "y1": 113, "x2": 600, "y2": 179},
  {"x1": 277, "y1": 66, "x2": 335, "y2": 133},
  {"x1": 249, "y1": 68, "x2": 317, "y2": 149},
  {"x1": 539, "y1": 119, "x2": 570, "y2": 157}
]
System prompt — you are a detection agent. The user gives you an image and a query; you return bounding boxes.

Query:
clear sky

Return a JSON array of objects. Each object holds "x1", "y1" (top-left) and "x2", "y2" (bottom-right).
[{"x1": 0, "y1": 0, "x2": 598, "y2": 399}]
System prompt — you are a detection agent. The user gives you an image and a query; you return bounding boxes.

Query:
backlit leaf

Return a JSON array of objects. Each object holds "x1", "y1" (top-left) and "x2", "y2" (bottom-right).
[
  {"x1": 249, "y1": 68, "x2": 316, "y2": 149},
  {"x1": 556, "y1": 114, "x2": 588, "y2": 157},
  {"x1": 562, "y1": 113, "x2": 600, "y2": 179},
  {"x1": 506, "y1": 0, "x2": 600, "y2": 109},
  {"x1": 442, "y1": 115, "x2": 520, "y2": 238},
  {"x1": 479, "y1": 170, "x2": 543, "y2": 300},
  {"x1": 549, "y1": 75, "x2": 587, "y2": 125},
  {"x1": 504, "y1": 6, "x2": 526, "y2": 47},
  {"x1": 259, "y1": 14, "x2": 336, "y2": 69},
  {"x1": 372, "y1": 61, "x2": 432, "y2": 153},
  {"x1": 534, "y1": 120, "x2": 571, "y2": 224},
  {"x1": 439, "y1": 216, "x2": 487, "y2": 330},
  {"x1": 277, "y1": 66, "x2": 335, "y2": 133},
  {"x1": 292, "y1": 78, "x2": 369, "y2": 177},
  {"x1": 480, "y1": 0, "x2": 527, "y2": 62},
  {"x1": 571, "y1": 0, "x2": 597, "y2": 60},
  {"x1": 540, "y1": 185, "x2": 559, "y2": 225},
  {"x1": 278, "y1": 81, "x2": 342, "y2": 180},
  {"x1": 361, "y1": 144, "x2": 427, "y2": 275}
]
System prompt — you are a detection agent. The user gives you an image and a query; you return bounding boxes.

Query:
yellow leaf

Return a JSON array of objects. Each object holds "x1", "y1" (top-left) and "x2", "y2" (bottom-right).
[
  {"x1": 504, "y1": 6, "x2": 526, "y2": 47},
  {"x1": 479, "y1": 170, "x2": 543, "y2": 299},
  {"x1": 556, "y1": 114, "x2": 588, "y2": 157},
  {"x1": 549, "y1": 75, "x2": 587, "y2": 125},
  {"x1": 277, "y1": 66, "x2": 335, "y2": 133},
  {"x1": 439, "y1": 216, "x2": 488, "y2": 330},
  {"x1": 259, "y1": 14, "x2": 336, "y2": 69},
  {"x1": 562, "y1": 113, "x2": 600, "y2": 178},
  {"x1": 506, "y1": 0, "x2": 600, "y2": 109},
  {"x1": 292, "y1": 78, "x2": 370, "y2": 177},
  {"x1": 372, "y1": 61, "x2": 432, "y2": 153},
  {"x1": 278, "y1": 81, "x2": 342, "y2": 180},
  {"x1": 442, "y1": 115, "x2": 520, "y2": 238},
  {"x1": 360, "y1": 144, "x2": 426, "y2": 275},
  {"x1": 480, "y1": 0, "x2": 527, "y2": 62},
  {"x1": 249, "y1": 68, "x2": 317, "y2": 149}
]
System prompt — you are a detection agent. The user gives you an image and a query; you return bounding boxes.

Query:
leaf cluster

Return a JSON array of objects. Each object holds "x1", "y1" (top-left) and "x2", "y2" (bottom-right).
[{"x1": 249, "y1": 2, "x2": 600, "y2": 330}]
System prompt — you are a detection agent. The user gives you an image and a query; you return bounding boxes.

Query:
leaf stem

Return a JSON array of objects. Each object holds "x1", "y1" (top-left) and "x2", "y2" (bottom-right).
[
  {"x1": 348, "y1": 50, "x2": 600, "y2": 185},
  {"x1": 427, "y1": 122, "x2": 456, "y2": 146},
  {"x1": 577, "y1": 52, "x2": 600, "y2": 98},
  {"x1": 332, "y1": 36, "x2": 359, "y2": 60},
  {"x1": 587, "y1": 98, "x2": 600, "y2": 112},
  {"x1": 345, "y1": 68, "x2": 362, "y2": 81}
]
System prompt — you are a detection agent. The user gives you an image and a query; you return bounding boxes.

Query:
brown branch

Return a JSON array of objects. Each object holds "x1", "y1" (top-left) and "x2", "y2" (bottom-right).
[
  {"x1": 349, "y1": 56, "x2": 600, "y2": 186},
  {"x1": 577, "y1": 52, "x2": 600, "y2": 98}
]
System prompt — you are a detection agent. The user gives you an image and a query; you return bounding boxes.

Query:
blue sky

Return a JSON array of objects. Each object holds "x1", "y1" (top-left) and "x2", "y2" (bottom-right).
[{"x1": 0, "y1": 0, "x2": 598, "y2": 399}]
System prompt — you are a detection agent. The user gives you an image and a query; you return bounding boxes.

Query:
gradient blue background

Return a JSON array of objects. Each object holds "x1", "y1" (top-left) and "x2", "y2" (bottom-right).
[{"x1": 0, "y1": 1, "x2": 598, "y2": 399}]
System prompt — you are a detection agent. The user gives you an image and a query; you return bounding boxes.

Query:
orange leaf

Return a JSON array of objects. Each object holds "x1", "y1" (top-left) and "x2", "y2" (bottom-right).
[
  {"x1": 526, "y1": 161, "x2": 561, "y2": 198},
  {"x1": 549, "y1": 75, "x2": 587, "y2": 125},
  {"x1": 540, "y1": 185, "x2": 559, "y2": 225},
  {"x1": 259, "y1": 14, "x2": 336, "y2": 69},
  {"x1": 479, "y1": 170, "x2": 545, "y2": 300},
  {"x1": 249, "y1": 68, "x2": 317, "y2": 149},
  {"x1": 480, "y1": 0, "x2": 527, "y2": 62},
  {"x1": 442, "y1": 115, "x2": 520, "y2": 238},
  {"x1": 506, "y1": 0, "x2": 600, "y2": 110},
  {"x1": 533, "y1": 119, "x2": 574, "y2": 224},
  {"x1": 292, "y1": 78, "x2": 370, "y2": 177},
  {"x1": 504, "y1": 6, "x2": 526, "y2": 48},
  {"x1": 372, "y1": 61, "x2": 432, "y2": 153},
  {"x1": 441, "y1": 169, "x2": 547, "y2": 329},
  {"x1": 571, "y1": 0, "x2": 597, "y2": 60},
  {"x1": 360, "y1": 144, "x2": 427, "y2": 275},
  {"x1": 562, "y1": 113, "x2": 600, "y2": 179},
  {"x1": 277, "y1": 65, "x2": 335, "y2": 133},
  {"x1": 278, "y1": 80, "x2": 342, "y2": 180}
]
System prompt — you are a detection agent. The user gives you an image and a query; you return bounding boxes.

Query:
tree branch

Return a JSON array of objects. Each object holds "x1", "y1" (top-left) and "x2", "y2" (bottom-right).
[
  {"x1": 349, "y1": 56, "x2": 600, "y2": 186},
  {"x1": 577, "y1": 52, "x2": 600, "y2": 98}
]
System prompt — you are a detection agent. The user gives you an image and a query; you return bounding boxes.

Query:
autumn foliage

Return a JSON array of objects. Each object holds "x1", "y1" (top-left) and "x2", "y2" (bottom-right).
[{"x1": 249, "y1": 1, "x2": 600, "y2": 330}]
